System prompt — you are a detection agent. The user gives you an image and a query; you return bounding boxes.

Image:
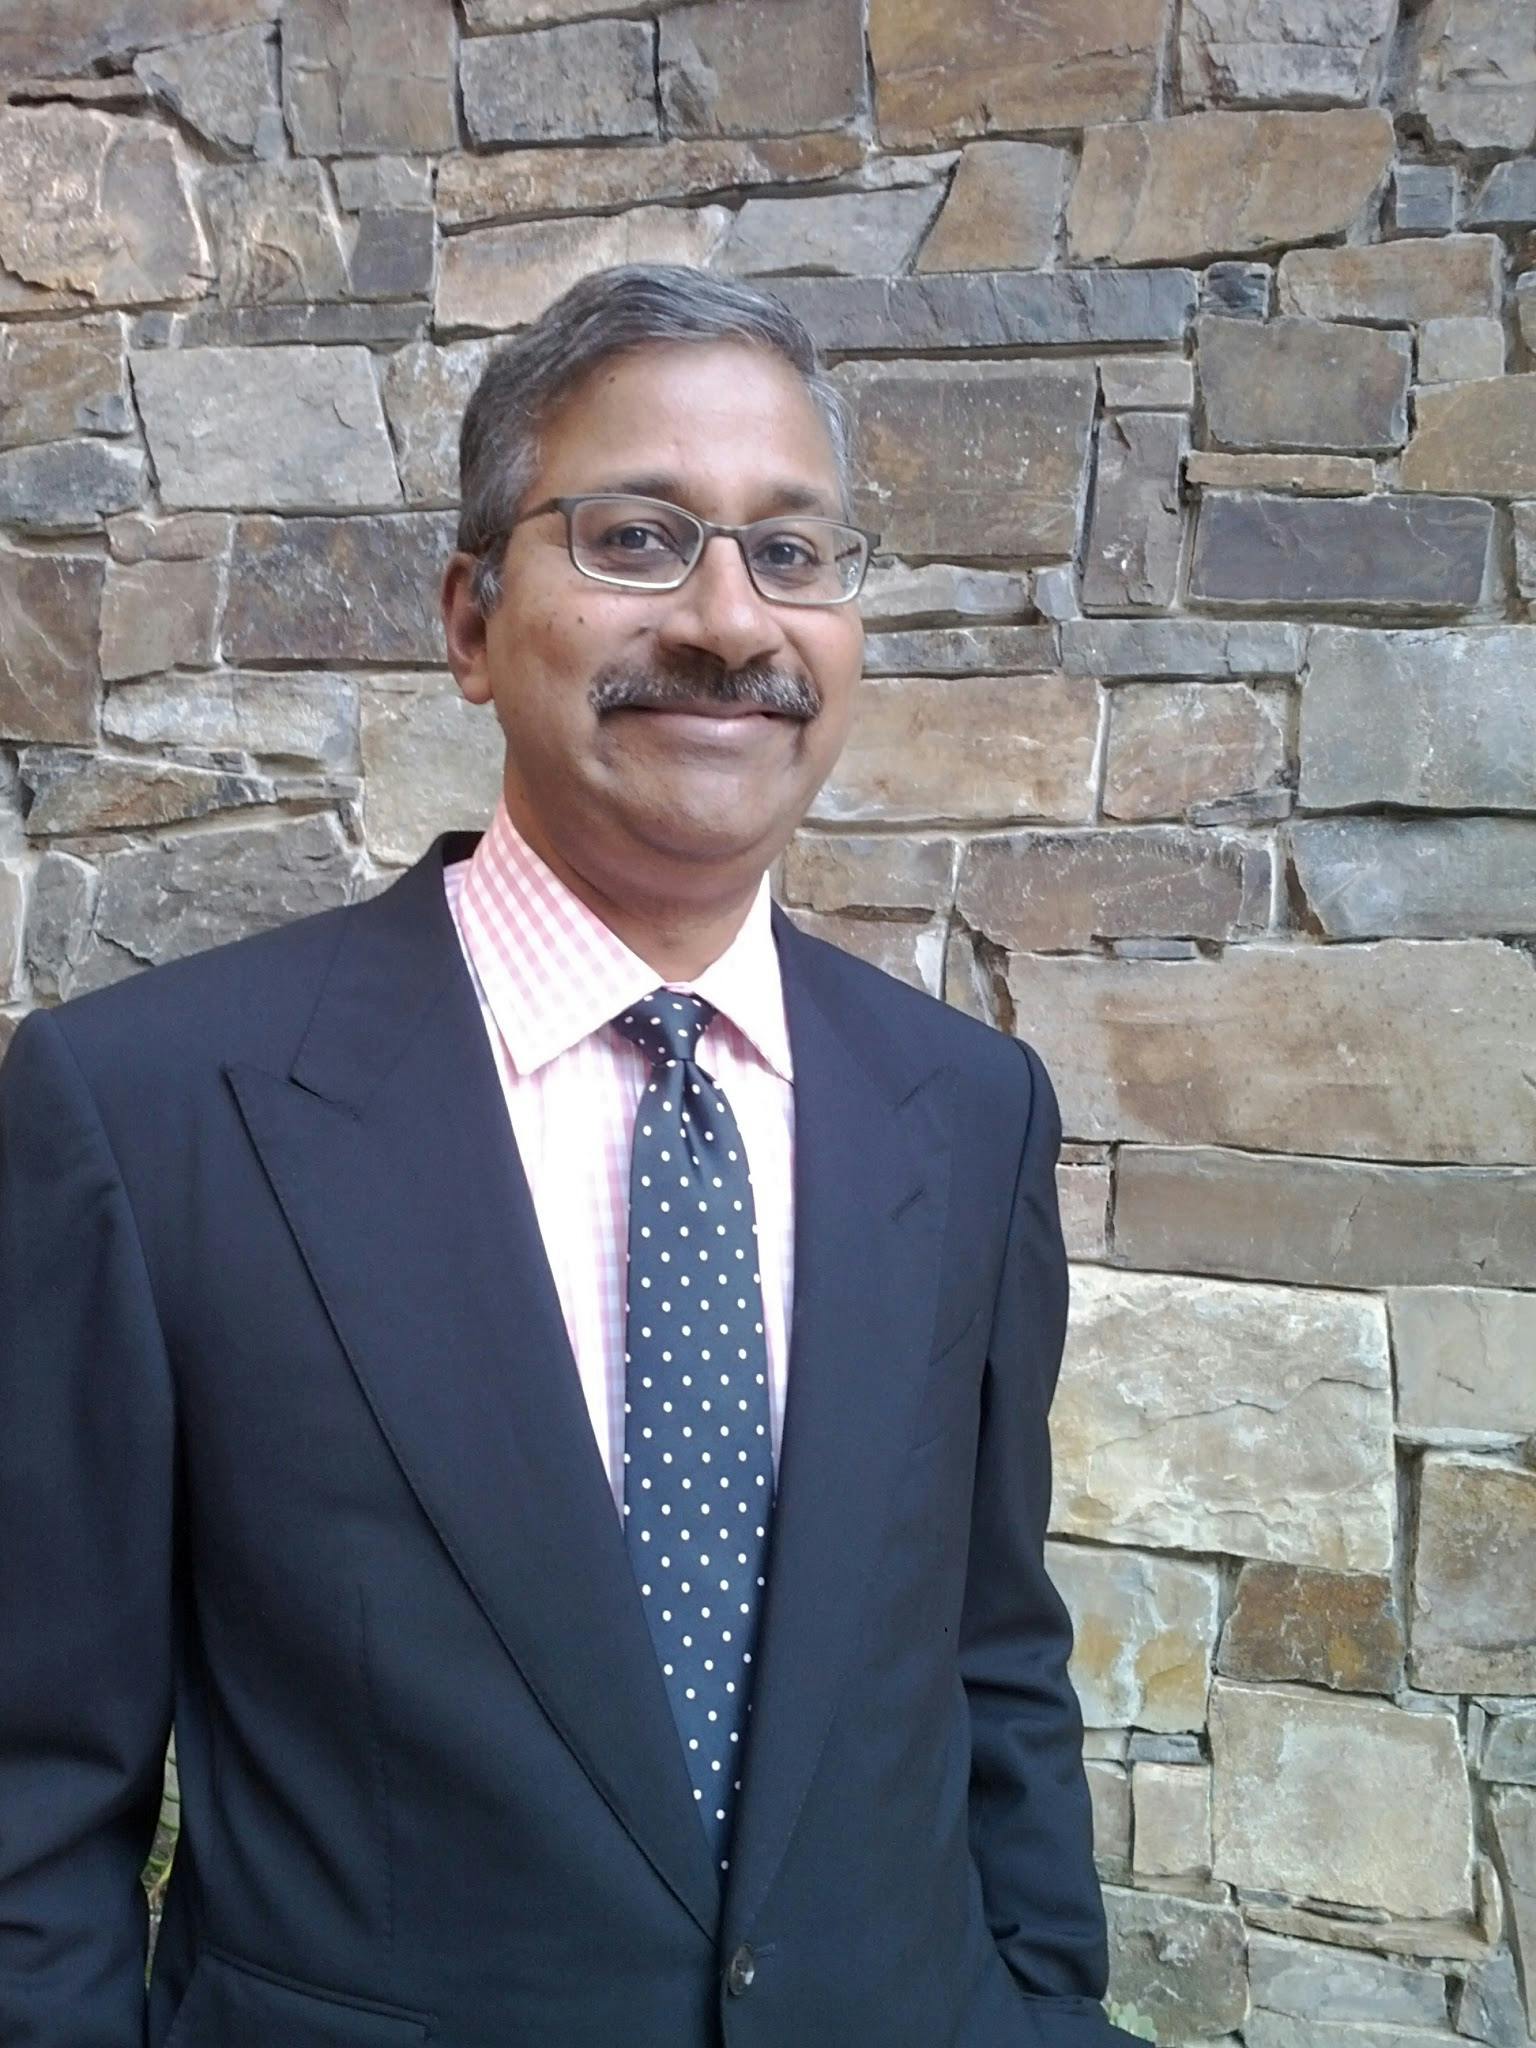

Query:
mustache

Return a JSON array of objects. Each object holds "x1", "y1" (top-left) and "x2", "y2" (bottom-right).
[{"x1": 588, "y1": 658, "x2": 820, "y2": 721}]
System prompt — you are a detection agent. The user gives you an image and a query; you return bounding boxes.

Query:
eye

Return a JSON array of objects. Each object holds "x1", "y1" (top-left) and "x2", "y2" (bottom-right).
[{"x1": 600, "y1": 521, "x2": 680, "y2": 556}]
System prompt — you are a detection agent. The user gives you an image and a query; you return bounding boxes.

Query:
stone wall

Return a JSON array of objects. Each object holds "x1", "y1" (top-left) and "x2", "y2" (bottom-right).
[{"x1": 2, "y1": 3, "x2": 1535, "y2": 2042}]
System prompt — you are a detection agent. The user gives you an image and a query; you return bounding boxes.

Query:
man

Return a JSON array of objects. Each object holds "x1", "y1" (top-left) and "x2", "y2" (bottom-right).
[{"x1": 0, "y1": 266, "x2": 1138, "y2": 2048}]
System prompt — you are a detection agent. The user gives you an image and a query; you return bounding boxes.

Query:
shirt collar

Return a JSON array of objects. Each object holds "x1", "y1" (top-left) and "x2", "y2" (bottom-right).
[{"x1": 453, "y1": 799, "x2": 794, "y2": 1084}]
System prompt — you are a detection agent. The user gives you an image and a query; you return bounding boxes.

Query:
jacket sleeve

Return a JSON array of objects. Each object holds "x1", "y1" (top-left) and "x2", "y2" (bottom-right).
[
  {"x1": 959, "y1": 1036, "x2": 1110, "y2": 2004},
  {"x1": 0, "y1": 1009, "x2": 176, "y2": 2048}
]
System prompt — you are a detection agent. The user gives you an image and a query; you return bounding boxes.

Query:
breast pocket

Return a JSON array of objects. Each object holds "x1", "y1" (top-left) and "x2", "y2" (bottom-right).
[{"x1": 164, "y1": 1948, "x2": 431, "y2": 2048}]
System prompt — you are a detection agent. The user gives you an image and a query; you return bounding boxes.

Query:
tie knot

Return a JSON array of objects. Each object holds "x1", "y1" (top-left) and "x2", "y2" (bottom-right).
[{"x1": 611, "y1": 989, "x2": 717, "y2": 1068}]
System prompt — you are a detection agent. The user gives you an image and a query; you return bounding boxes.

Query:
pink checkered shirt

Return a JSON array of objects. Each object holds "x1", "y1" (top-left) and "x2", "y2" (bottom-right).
[{"x1": 444, "y1": 801, "x2": 795, "y2": 1514}]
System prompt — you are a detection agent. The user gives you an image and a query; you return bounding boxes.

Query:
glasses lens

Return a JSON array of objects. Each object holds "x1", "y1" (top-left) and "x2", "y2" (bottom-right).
[
  {"x1": 743, "y1": 519, "x2": 867, "y2": 603},
  {"x1": 568, "y1": 497, "x2": 701, "y2": 586}
]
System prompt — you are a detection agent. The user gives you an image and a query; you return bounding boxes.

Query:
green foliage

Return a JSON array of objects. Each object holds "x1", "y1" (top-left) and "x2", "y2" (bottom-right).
[
  {"x1": 1106, "y1": 1998, "x2": 1159, "y2": 2041},
  {"x1": 140, "y1": 1745, "x2": 179, "y2": 1917}
]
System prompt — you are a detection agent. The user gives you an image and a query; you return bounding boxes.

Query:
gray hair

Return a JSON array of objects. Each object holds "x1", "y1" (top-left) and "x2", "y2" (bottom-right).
[{"x1": 456, "y1": 263, "x2": 852, "y2": 615}]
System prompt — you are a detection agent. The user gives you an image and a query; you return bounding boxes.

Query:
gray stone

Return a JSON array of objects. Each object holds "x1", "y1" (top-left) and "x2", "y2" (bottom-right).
[
  {"x1": 201, "y1": 159, "x2": 349, "y2": 306},
  {"x1": 661, "y1": 0, "x2": 865, "y2": 138},
  {"x1": 719, "y1": 187, "x2": 942, "y2": 278},
  {"x1": 857, "y1": 559, "x2": 1032, "y2": 629},
  {"x1": 1218, "y1": 1563, "x2": 1405, "y2": 1695},
  {"x1": 1186, "y1": 450, "x2": 1375, "y2": 492},
  {"x1": 379, "y1": 340, "x2": 492, "y2": 507},
  {"x1": 345, "y1": 209, "x2": 434, "y2": 301},
  {"x1": 1211, "y1": 1681, "x2": 1474, "y2": 1920},
  {"x1": 0, "y1": 437, "x2": 142, "y2": 531},
  {"x1": 1103, "y1": 1886, "x2": 1249, "y2": 2044},
  {"x1": 1031, "y1": 565, "x2": 1079, "y2": 622},
  {"x1": 772, "y1": 269, "x2": 1199, "y2": 355},
  {"x1": 0, "y1": 545, "x2": 102, "y2": 743},
  {"x1": 810, "y1": 674, "x2": 1100, "y2": 826},
  {"x1": 331, "y1": 156, "x2": 431, "y2": 211},
  {"x1": 779, "y1": 832, "x2": 956, "y2": 916},
  {"x1": 1202, "y1": 260, "x2": 1272, "y2": 317},
  {"x1": 1490, "y1": 1789, "x2": 1536, "y2": 2025},
  {"x1": 1189, "y1": 492, "x2": 1492, "y2": 611},
  {"x1": 464, "y1": 0, "x2": 689, "y2": 18},
  {"x1": 1114, "y1": 1147, "x2": 1536, "y2": 1291},
  {"x1": 1247, "y1": 2018, "x2": 1464, "y2": 2048},
  {"x1": 1133, "y1": 1762, "x2": 1212, "y2": 1879},
  {"x1": 87, "y1": 814, "x2": 353, "y2": 982},
  {"x1": 100, "y1": 557, "x2": 223, "y2": 681},
  {"x1": 0, "y1": 863, "x2": 21, "y2": 1002},
  {"x1": 1051, "y1": 1266, "x2": 1394, "y2": 1569},
  {"x1": 955, "y1": 827, "x2": 1268, "y2": 950},
  {"x1": 0, "y1": 0, "x2": 280, "y2": 75},
  {"x1": 1518, "y1": 505, "x2": 1536, "y2": 603},
  {"x1": 167, "y1": 301, "x2": 427, "y2": 349},
  {"x1": 1082, "y1": 410, "x2": 1188, "y2": 612},
  {"x1": 1484, "y1": 1710, "x2": 1536, "y2": 1788},
  {"x1": 0, "y1": 106, "x2": 209, "y2": 306},
  {"x1": 1412, "y1": 1457, "x2": 1536, "y2": 1696},
  {"x1": 133, "y1": 23, "x2": 282, "y2": 157},
  {"x1": 1248, "y1": 1932, "x2": 1448, "y2": 2029},
  {"x1": 19, "y1": 751, "x2": 273, "y2": 837},
  {"x1": 1057, "y1": 1153, "x2": 1110, "y2": 1260},
  {"x1": 784, "y1": 910, "x2": 945, "y2": 995},
  {"x1": 1453, "y1": 1944, "x2": 1532, "y2": 2048},
  {"x1": 131, "y1": 347, "x2": 399, "y2": 513},
  {"x1": 861, "y1": 627, "x2": 1059, "y2": 676},
  {"x1": 1291, "y1": 818, "x2": 1536, "y2": 939},
  {"x1": 1099, "y1": 357, "x2": 1195, "y2": 410},
  {"x1": 1468, "y1": 159, "x2": 1536, "y2": 226},
  {"x1": 107, "y1": 512, "x2": 231, "y2": 566},
  {"x1": 1279, "y1": 236, "x2": 1502, "y2": 322},
  {"x1": 1128, "y1": 1732, "x2": 1205, "y2": 1763},
  {"x1": 1104, "y1": 681, "x2": 1289, "y2": 821},
  {"x1": 1084, "y1": 1760, "x2": 1130, "y2": 1877},
  {"x1": 460, "y1": 22, "x2": 658, "y2": 146},
  {"x1": 1419, "y1": 317, "x2": 1505, "y2": 385},
  {"x1": 1300, "y1": 628, "x2": 1536, "y2": 813},
  {"x1": 1198, "y1": 315, "x2": 1410, "y2": 453},
  {"x1": 1179, "y1": 0, "x2": 1397, "y2": 106},
  {"x1": 282, "y1": 0, "x2": 457, "y2": 155},
  {"x1": 360, "y1": 673, "x2": 503, "y2": 866},
  {"x1": 104, "y1": 671, "x2": 358, "y2": 772},
  {"x1": 0, "y1": 315, "x2": 129, "y2": 448},
  {"x1": 1006, "y1": 942, "x2": 1536, "y2": 1165},
  {"x1": 224, "y1": 512, "x2": 454, "y2": 665},
  {"x1": 1045, "y1": 1544, "x2": 1221, "y2": 1732},
  {"x1": 435, "y1": 207, "x2": 731, "y2": 333},
  {"x1": 1063, "y1": 617, "x2": 1302, "y2": 678},
  {"x1": 1407, "y1": 0, "x2": 1536, "y2": 152},
  {"x1": 834, "y1": 358, "x2": 1096, "y2": 559},
  {"x1": 23, "y1": 849, "x2": 95, "y2": 1003},
  {"x1": 1394, "y1": 162, "x2": 1460, "y2": 234},
  {"x1": 1391, "y1": 1291, "x2": 1536, "y2": 1441},
  {"x1": 914, "y1": 142, "x2": 1068, "y2": 273}
]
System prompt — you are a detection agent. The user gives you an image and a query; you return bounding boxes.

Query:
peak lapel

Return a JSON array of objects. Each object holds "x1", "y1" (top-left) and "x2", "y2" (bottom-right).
[{"x1": 227, "y1": 837, "x2": 719, "y2": 1936}]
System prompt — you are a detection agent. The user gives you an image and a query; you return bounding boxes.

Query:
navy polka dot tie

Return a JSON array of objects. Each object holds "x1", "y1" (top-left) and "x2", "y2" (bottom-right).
[{"x1": 611, "y1": 990, "x2": 776, "y2": 1877}]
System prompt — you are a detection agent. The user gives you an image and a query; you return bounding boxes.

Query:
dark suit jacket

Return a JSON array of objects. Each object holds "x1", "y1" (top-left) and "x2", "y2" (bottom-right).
[{"x1": 0, "y1": 831, "x2": 1137, "y2": 2048}]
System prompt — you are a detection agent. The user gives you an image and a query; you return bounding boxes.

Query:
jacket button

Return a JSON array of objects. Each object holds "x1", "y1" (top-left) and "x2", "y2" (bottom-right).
[{"x1": 726, "y1": 1944, "x2": 756, "y2": 1997}]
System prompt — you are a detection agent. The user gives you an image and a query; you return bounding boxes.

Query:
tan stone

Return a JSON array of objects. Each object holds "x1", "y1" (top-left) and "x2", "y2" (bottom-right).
[
  {"x1": 779, "y1": 832, "x2": 956, "y2": 915},
  {"x1": 810, "y1": 675, "x2": 1099, "y2": 827},
  {"x1": 1390, "y1": 1291, "x2": 1536, "y2": 1438},
  {"x1": 1197, "y1": 313, "x2": 1410, "y2": 452},
  {"x1": 660, "y1": 0, "x2": 865, "y2": 138},
  {"x1": 858, "y1": 560, "x2": 1032, "y2": 630},
  {"x1": 435, "y1": 207, "x2": 731, "y2": 333},
  {"x1": 1180, "y1": 0, "x2": 1397, "y2": 107},
  {"x1": 955, "y1": 827, "x2": 1268, "y2": 951},
  {"x1": 1419, "y1": 315, "x2": 1505, "y2": 385},
  {"x1": 107, "y1": 512, "x2": 232, "y2": 565},
  {"x1": 1099, "y1": 357, "x2": 1196, "y2": 410},
  {"x1": 282, "y1": 0, "x2": 457, "y2": 156},
  {"x1": 869, "y1": 0, "x2": 1169, "y2": 149},
  {"x1": 1067, "y1": 110, "x2": 1393, "y2": 264},
  {"x1": 0, "y1": 106, "x2": 209, "y2": 306},
  {"x1": 1403, "y1": 376, "x2": 1536, "y2": 497},
  {"x1": 1085, "y1": 1760, "x2": 1131, "y2": 1877},
  {"x1": 1134, "y1": 1763, "x2": 1212, "y2": 1880},
  {"x1": 1104, "y1": 681, "x2": 1289, "y2": 821},
  {"x1": 1082, "y1": 410, "x2": 1189, "y2": 611},
  {"x1": 434, "y1": 135, "x2": 862, "y2": 229},
  {"x1": 783, "y1": 910, "x2": 944, "y2": 994},
  {"x1": 201, "y1": 160, "x2": 348, "y2": 307},
  {"x1": 132, "y1": 23, "x2": 284, "y2": 159},
  {"x1": 941, "y1": 927, "x2": 999, "y2": 1028},
  {"x1": 1007, "y1": 942, "x2": 1536, "y2": 1165},
  {"x1": 833, "y1": 359, "x2": 1097, "y2": 559},
  {"x1": 915, "y1": 143, "x2": 1068, "y2": 272},
  {"x1": 1412, "y1": 1456, "x2": 1536, "y2": 1695},
  {"x1": 1278, "y1": 235, "x2": 1502, "y2": 322},
  {"x1": 1408, "y1": 0, "x2": 1536, "y2": 151},
  {"x1": 1057, "y1": 1159, "x2": 1110, "y2": 1261},
  {"x1": 99, "y1": 558, "x2": 222, "y2": 682},
  {"x1": 0, "y1": 314, "x2": 128, "y2": 448},
  {"x1": 1051, "y1": 1267, "x2": 1394, "y2": 1570},
  {"x1": 379, "y1": 340, "x2": 492, "y2": 507},
  {"x1": 1217, "y1": 1563, "x2": 1405, "y2": 1693},
  {"x1": 1184, "y1": 451, "x2": 1374, "y2": 493},
  {"x1": 1210, "y1": 1681, "x2": 1475, "y2": 1921},
  {"x1": 360, "y1": 673, "x2": 503, "y2": 867},
  {"x1": 0, "y1": 544, "x2": 103, "y2": 744},
  {"x1": 0, "y1": 1, "x2": 280, "y2": 76},
  {"x1": 1045, "y1": 1541, "x2": 1221, "y2": 1733}
]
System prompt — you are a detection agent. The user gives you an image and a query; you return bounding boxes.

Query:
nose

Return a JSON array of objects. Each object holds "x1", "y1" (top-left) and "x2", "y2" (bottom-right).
[{"x1": 653, "y1": 533, "x2": 785, "y2": 673}]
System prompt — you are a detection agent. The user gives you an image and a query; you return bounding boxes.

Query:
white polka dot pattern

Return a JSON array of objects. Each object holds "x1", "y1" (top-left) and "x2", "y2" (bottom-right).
[{"x1": 612, "y1": 990, "x2": 774, "y2": 1875}]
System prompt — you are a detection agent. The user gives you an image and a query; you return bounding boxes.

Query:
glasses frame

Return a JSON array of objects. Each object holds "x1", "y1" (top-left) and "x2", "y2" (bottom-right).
[{"x1": 508, "y1": 493, "x2": 880, "y2": 607}]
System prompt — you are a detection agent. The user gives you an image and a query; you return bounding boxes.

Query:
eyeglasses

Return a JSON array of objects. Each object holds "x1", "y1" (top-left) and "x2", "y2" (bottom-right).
[{"x1": 508, "y1": 493, "x2": 879, "y2": 606}]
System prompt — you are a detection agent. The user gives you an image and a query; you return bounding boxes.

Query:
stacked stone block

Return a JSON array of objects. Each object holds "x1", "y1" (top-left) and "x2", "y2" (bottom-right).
[{"x1": 1, "y1": 2, "x2": 1534, "y2": 2040}]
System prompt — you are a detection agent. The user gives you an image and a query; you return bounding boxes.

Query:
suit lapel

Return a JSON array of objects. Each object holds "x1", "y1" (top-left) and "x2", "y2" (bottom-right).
[
  {"x1": 227, "y1": 836, "x2": 720, "y2": 1937},
  {"x1": 722, "y1": 909, "x2": 954, "y2": 1942}
]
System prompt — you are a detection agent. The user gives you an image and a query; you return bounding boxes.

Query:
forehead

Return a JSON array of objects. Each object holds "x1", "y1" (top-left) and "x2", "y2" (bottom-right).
[{"x1": 532, "y1": 339, "x2": 842, "y2": 500}]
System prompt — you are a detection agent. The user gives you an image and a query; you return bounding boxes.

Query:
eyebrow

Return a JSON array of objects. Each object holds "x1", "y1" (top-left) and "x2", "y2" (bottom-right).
[{"x1": 592, "y1": 473, "x2": 844, "y2": 518}]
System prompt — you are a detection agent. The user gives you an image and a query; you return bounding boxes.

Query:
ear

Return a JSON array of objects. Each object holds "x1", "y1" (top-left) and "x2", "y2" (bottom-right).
[{"x1": 442, "y1": 552, "x2": 495, "y2": 706}]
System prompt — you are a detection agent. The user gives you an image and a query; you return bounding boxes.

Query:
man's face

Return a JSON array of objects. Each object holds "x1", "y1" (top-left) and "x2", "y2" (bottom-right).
[{"x1": 444, "y1": 339, "x2": 864, "y2": 907}]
